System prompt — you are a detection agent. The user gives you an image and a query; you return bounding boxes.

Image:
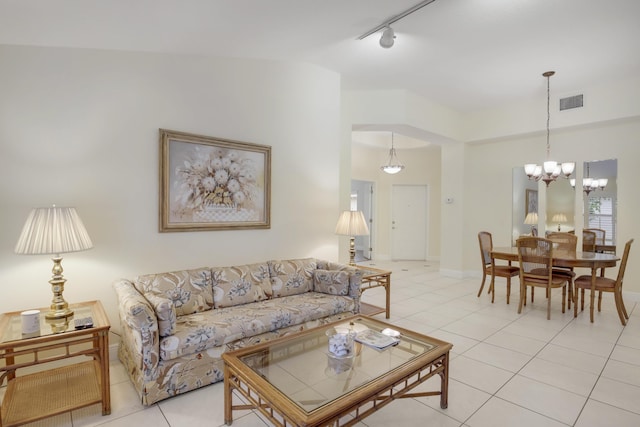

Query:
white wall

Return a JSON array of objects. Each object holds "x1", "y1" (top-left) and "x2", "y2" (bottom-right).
[{"x1": 0, "y1": 45, "x2": 343, "y2": 332}]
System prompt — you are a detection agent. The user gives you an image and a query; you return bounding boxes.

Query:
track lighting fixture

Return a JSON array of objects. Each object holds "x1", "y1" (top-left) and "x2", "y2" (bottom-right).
[
  {"x1": 379, "y1": 27, "x2": 395, "y2": 48},
  {"x1": 357, "y1": 0, "x2": 437, "y2": 49}
]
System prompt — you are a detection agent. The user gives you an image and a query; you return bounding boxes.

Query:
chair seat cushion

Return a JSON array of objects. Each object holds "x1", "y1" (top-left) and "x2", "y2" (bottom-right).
[
  {"x1": 552, "y1": 268, "x2": 576, "y2": 279},
  {"x1": 486, "y1": 265, "x2": 519, "y2": 276},
  {"x1": 575, "y1": 275, "x2": 615, "y2": 290}
]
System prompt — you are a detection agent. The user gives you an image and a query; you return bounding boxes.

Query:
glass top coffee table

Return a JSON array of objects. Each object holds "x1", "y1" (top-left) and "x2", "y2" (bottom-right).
[{"x1": 222, "y1": 315, "x2": 452, "y2": 426}]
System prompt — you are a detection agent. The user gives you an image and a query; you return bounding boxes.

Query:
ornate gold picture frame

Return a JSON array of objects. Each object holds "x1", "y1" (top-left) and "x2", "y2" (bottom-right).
[{"x1": 159, "y1": 129, "x2": 271, "y2": 232}]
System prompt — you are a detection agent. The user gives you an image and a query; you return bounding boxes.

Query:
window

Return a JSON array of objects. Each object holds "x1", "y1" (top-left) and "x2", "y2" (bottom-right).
[{"x1": 587, "y1": 196, "x2": 615, "y2": 244}]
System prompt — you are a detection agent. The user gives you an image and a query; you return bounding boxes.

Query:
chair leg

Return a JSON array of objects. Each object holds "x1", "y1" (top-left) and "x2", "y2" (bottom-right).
[
  {"x1": 598, "y1": 291, "x2": 603, "y2": 312},
  {"x1": 518, "y1": 283, "x2": 525, "y2": 314},
  {"x1": 547, "y1": 286, "x2": 552, "y2": 320},
  {"x1": 490, "y1": 276, "x2": 496, "y2": 304},
  {"x1": 580, "y1": 289, "x2": 585, "y2": 311},
  {"x1": 506, "y1": 277, "x2": 511, "y2": 305},
  {"x1": 531, "y1": 287, "x2": 535, "y2": 303},
  {"x1": 620, "y1": 292, "x2": 630, "y2": 320},
  {"x1": 567, "y1": 281, "x2": 572, "y2": 310},
  {"x1": 573, "y1": 286, "x2": 578, "y2": 318},
  {"x1": 613, "y1": 291, "x2": 627, "y2": 326},
  {"x1": 477, "y1": 271, "x2": 487, "y2": 297},
  {"x1": 561, "y1": 285, "x2": 566, "y2": 314}
]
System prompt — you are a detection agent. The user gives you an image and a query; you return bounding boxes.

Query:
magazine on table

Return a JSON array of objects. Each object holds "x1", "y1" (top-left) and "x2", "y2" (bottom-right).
[{"x1": 355, "y1": 329, "x2": 400, "y2": 350}]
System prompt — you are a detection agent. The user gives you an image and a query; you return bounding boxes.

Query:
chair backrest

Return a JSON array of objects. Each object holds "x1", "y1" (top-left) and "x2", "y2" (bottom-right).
[
  {"x1": 516, "y1": 237, "x2": 553, "y2": 280},
  {"x1": 478, "y1": 231, "x2": 493, "y2": 267},
  {"x1": 547, "y1": 232, "x2": 578, "y2": 251},
  {"x1": 585, "y1": 228, "x2": 606, "y2": 245},
  {"x1": 583, "y1": 230, "x2": 597, "y2": 252},
  {"x1": 614, "y1": 239, "x2": 634, "y2": 289}
]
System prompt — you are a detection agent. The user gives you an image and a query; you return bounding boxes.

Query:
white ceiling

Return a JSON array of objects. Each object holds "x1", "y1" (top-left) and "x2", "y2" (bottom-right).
[{"x1": 2, "y1": 0, "x2": 639, "y2": 146}]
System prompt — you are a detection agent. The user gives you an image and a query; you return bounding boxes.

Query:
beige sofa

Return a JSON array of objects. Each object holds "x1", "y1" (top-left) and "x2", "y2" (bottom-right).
[{"x1": 113, "y1": 258, "x2": 362, "y2": 405}]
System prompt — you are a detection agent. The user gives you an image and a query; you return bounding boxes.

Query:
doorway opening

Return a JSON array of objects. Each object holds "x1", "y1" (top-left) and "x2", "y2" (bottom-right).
[{"x1": 351, "y1": 180, "x2": 374, "y2": 262}]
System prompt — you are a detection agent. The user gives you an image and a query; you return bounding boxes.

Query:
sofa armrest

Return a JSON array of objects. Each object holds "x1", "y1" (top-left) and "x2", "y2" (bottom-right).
[
  {"x1": 113, "y1": 279, "x2": 161, "y2": 381},
  {"x1": 315, "y1": 260, "x2": 362, "y2": 313}
]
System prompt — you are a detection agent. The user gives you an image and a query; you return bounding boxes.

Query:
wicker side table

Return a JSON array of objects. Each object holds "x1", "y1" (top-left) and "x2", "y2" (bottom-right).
[
  {"x1": 0, "y1": 301, "x2": 110, "y2": 427},
  {"x1": 356, "y1": 265, "x2": 392, "y2": 318}
]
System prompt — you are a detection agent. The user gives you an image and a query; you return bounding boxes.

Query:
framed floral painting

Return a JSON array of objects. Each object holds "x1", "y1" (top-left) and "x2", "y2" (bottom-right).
[{"x1": 159, "y1": 129, "x2": 271, "y2": 231}]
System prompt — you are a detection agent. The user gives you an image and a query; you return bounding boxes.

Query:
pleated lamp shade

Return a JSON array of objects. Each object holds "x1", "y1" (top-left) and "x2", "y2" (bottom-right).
[
  {"x1": 15, "y1": 206, "x2": 93, "y2": 255},
  {"x1": 335, "y1": 210, "x2": 370, "y2": 236}
]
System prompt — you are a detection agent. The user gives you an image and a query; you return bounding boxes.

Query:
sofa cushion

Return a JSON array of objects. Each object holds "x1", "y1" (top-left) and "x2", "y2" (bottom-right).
[
  {"x1": 158, "y1": 292, "x2": 355, "y2": 361},
  {"x1": 212, "y1": 263, "x2": 269, "y2": 308},
  {"x1": 313, "y1": 269, "x2": 350, "y2": 296},
  {"x1": 134, "y1": 268, "x2": 213, "y2": 317},
  {"x1": 268, "y1": 258, "x2": 316, "y2": 298}
]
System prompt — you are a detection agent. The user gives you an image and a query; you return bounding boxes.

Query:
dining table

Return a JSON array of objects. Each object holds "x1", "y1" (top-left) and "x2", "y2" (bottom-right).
[{"x1": 492, "y1": 246, "x2": 620, "y2": 322}]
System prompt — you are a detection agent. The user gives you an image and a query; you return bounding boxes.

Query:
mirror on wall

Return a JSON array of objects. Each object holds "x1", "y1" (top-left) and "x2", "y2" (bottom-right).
[
  {"x1": 581, "y1": 159, "x2": 617, "y2": 245},
  {"x1": 546, "y1": 175, "x2": 575, "y2": 234},
  {"x1": 512, "y1": 167, "x2": 539, "y2": 245}
]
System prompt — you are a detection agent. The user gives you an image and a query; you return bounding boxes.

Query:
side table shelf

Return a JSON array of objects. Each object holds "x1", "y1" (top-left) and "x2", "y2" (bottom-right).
[{"x1": 1, "y1": 361, "x2": 101, "y2": 427}]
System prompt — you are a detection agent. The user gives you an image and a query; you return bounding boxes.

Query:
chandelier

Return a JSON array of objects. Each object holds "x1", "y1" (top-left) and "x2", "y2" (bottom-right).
[
  {"x1": 524, "y1": 71, "x2": 574, "y2": 186},
  {"x1": 570, "y1": 163, "x2": 608, "y2": 195},
  {"x1": 380, "y1": 133, "x2": 405, "y2": 174}
]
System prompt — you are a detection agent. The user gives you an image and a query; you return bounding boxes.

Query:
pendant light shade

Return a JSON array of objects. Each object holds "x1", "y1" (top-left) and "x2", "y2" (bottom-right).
[{"x1": 380, "y1": 133, "x2": 405, "y2": 174}]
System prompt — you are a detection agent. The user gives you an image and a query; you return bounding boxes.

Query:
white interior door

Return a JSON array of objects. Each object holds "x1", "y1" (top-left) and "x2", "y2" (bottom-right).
[{"x1": 391, "y1": 184, "x2": 427, "y2": 260}]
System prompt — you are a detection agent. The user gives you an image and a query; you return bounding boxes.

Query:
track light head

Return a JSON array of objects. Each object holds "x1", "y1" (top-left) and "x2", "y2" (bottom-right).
[{"x1": 379, "y1": 26, "x2": 395, "y2": 48}]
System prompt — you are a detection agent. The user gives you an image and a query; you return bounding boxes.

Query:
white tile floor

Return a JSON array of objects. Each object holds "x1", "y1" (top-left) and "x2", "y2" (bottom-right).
[{"x1": 4, "y1": 260, "x2": 640, "y2": 426}]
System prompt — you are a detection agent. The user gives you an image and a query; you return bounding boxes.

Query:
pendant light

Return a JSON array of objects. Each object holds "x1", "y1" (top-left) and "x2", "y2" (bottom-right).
[
  {"x1": 524, "y1": 71, "x2": 575, "y2": 186},
  {"x1": 380, "y1": 132, "x2": 405, "y2": 174}
]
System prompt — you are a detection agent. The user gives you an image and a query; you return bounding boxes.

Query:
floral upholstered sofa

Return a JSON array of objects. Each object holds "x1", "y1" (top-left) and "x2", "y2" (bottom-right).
[{"x1": 113, "y1": 258, "x2": 362, "y2": 405}]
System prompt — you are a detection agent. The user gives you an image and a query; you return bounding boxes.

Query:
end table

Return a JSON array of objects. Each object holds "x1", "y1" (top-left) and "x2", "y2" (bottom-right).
[
  {"x1": 0, "y1": 300, "x2": 110, "y2": 427},
  {"x1": 356, "y1": 265, "x2": 391, "y2": 318}
]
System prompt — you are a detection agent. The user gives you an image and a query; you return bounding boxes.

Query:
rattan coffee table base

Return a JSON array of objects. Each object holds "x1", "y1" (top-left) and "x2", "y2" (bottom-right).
[{"x1": 1, "y1": 361, "x2": 101, "y2": 427}]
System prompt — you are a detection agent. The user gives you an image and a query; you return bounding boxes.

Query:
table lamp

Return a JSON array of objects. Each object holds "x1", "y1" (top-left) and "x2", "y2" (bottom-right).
[
  {"x1": 552, "y1": 213, "x2": 567, "y2": 232},
  {"x1": 14, "y1": 206, "x2": 93, "y2": 320},
  {"x1": 335, "y1": 210, "x2": 370, "y2": 266},
  {"x1": 524, "y1": 212, "x2": 538, "y2": 235}
]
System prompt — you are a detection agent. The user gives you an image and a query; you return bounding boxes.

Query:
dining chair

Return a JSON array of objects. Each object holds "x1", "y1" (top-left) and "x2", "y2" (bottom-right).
[
  {"x1": 582, "y1": 230, "x2": 597, "y2": 252},
  {"x1": 546, "y1": 232, "x2": 578, "y2": 309},
  {"x1": 477, "y1": 231, "x2": 519, "y2": 304},
  {"x1": 574, "y1": 239, "x2": 633, "y2": 325},
  {"x1": 585, "y1": 228, "x2": 606, "y2": 246},
  {"x1": 516, "y1": 236, "x2": 571, "y2": 320}
]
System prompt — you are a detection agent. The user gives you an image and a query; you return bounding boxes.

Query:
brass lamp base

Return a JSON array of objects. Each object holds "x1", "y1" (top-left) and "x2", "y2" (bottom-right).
[
  {"x1": 46, "y1": 256, "x2": 75, "y2": 320},
  {"x1": 348, "y1": 236, "x2": 357, "y2": 266}
]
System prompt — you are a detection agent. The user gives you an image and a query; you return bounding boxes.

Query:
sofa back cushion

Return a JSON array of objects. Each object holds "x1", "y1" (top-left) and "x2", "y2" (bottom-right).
[
  {"x1": 313, "y1": 269, "x2": 351, "y2": 296},
  {"x1": 134, "y1": 267, "x2": 213, "y2": 317},
  {"x1": 212, "y1": 263, "x2": 269, "y2": 308},
  {"x1": 268, "y1": 258, "x2": 316, "y2": 297}
]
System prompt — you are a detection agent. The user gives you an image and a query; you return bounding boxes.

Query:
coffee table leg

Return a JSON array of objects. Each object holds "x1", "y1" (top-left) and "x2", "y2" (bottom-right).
[
  {"x1": 439, "y1": 352, "x2": 449, "y2": 409},
  {"x1": 224, "y1": 367, "x2": 233, "y2": 425}
]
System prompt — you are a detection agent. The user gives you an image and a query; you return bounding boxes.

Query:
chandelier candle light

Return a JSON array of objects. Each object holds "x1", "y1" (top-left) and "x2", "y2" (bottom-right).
[
  {"x1": 14, "y1": 206, "x2": 93, "y2": 320},
  {"x1": 524, "y1": 71, "x2": 575, "y2": 186}
]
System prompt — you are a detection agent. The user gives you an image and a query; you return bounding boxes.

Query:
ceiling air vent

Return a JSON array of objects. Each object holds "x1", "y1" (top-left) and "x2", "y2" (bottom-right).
[{"x1": 559, "y1": 94, "x2": 583, "y2": 111}]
